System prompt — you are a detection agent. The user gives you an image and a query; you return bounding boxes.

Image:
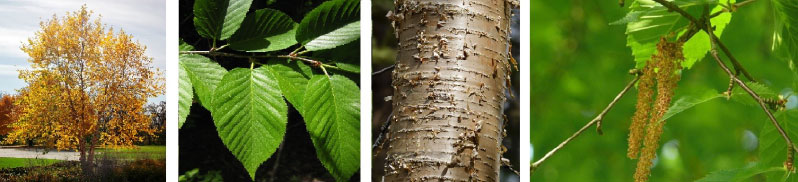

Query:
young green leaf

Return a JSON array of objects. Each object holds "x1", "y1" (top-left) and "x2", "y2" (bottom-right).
[
  {"x1": 211, "y1": 67, "x2": 288, "y2": 180},
  {"x1": 296, "y1": 0, "x2": 360, "y2": 51},
  {"x1": 193, "y1": 0, "x2": 253, "y2": 40},
  {"x1": 178, "y1": 62, "x2": 193, "y2": 129},
  {"x1": 179, "y1": 54, "x2": 228, "y2": 111},
  {"x1": 730, "y1": 81, "x2": 778, "y2": 107},
  {"x1": 695, "y1": 165, "x2": 784, "y2": 182},
  {"x1": 264, "y1": 59, "x2": 310, "y2": 110},
  {"x1": 772, "y1": 0, "x2": 798, "y2": 72},
  {"x1": 296, "y1": 59, "x2": 314, "y2": 77},
  {"x1": 179, "y1": 39, "x2": 195, "y2": 51},
  {"x1": 228, "y1": 9, "x2": 298, "y2": 52},
  {"x1": 301, "y1": 74, "x2": 360, "y2": 181},
  {"x1": 313, "y1": 40, "x2": 360, "y2": 73},
  {"x1": 681, "y1": 0, "x2": 734, "y2": 69},
  {"x1": 758, "y1": 110, "x2": 798, "y2": 182},
  {"x1": 612, "y1": 0, "x2": 714, "y2": 67},
  {"x1": 659, "y1": 91, "x2": 724, "y2": 123}
]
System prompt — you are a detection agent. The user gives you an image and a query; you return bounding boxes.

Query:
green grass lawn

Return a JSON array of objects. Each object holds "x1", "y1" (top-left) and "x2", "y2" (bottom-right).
[
  {"x1": 96, "y1": 145, "x2": 165, "y2": 160},
  {"x1": 0, "y1": 157, "x2": 61, "y2": 169}
]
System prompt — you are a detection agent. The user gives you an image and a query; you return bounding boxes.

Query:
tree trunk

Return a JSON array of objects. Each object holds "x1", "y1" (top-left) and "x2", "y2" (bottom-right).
[
  {"x1": 383, "y1": 0, "x2": 514, "y2": 181},
  {"x1": 79, "y1": 139, "x2": 89, "y2": 173}
]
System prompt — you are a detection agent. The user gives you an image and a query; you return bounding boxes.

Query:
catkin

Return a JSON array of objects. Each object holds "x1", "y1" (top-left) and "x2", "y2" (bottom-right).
[
  {"x1": 628, "y1": 62, "x2": 655, "y2": 159},
  {"x1": 633, "y1": 38, "x2": 683, "y2": 182}
]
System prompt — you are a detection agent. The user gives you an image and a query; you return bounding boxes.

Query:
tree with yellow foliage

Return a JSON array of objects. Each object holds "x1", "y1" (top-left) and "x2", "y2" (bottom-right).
[{"x1": 3, "y1": 5, "x2": 164, "y2": 170}]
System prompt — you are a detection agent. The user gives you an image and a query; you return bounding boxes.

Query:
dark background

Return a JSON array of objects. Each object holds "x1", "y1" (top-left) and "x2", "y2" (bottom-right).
[
  {"x1": 370, "y1": 1, "x2": 521, "y2": 181},
  {"x1": 179, "y1": 0, "x2": 359, "y2": 181}
]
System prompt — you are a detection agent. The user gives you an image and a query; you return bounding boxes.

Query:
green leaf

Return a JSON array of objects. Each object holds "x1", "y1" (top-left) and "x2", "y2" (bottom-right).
[
  {"x1": 659, "y1": 90, "x2": 724, "y2": 122},
  {"x1": 264, "y1": 59, "x2": 311, "y2": 110},
  {"x1": 730, "y1": 82, "x2": 779, "y2": 107},
  {"x1": 193, "y1": 0, "x2": 253, "y2": 40},
  {"x1": 296, "y1": 60, "x2": 314, "y2": 77},
  {"x1": 302, "y1": 75, "x2": 360, "y2": 181},
  {"x1": 179, "y1": 54, "x2": 228, "y2": 111},
  {"x1": 612, "y1": 0, "x2": 714, "y2": 67},
  {"x1": 758, "y1": 110, "x2": 798, "y2": 182},
  {"x1": 229, "y1": 9, "x2": 298, "y2": 52},
  {"x1": 335, "y1": 60, "x2": 360, "y2": 73},
  {"x1": 296, "y1": 0, "x2": 360, "y2": 51},
  {"x1": 695, "y1": 165, "x2": 784, "y2": 182},
  {"x1": 179, "y1": 39, "x2": 195, "y2": 51},
  {"x1": 178, "y1": 62, "x2": 193, "y2": 129},
  {"x1": 211, "y1": 67, "x2": 287, "y2": 180},
  {"x1": 313, "y1": 40, "x2": 360, "y2": 73},
  {"x1": 681, "y1": 0, "x2": 734, "y2": 69},
  {"x1": 773, "y1": 0, "x2": 798, "y2": 72}
]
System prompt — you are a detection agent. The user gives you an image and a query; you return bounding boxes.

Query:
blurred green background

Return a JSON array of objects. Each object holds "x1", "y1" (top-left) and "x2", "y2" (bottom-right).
[{"x1": 531, "y1": 0, "x2": 797, "y2": 181}]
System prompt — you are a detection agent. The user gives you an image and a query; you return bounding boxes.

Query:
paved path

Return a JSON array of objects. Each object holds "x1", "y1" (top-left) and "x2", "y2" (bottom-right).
[{"x1": 0, "y1": 146, "x2": 80, "y2": 161}]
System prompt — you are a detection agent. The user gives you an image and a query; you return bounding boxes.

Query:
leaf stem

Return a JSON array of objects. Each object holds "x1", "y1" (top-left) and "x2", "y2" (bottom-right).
[
  {"x1": 296, "y1": 50, "x2": 312, "y2": 56},
  {"x1": 217, "y1": 44, "x2": 229, "y2": 51},
  {"x1": 531, "y1": 75, "x2": 640, "y2": 174},
  {"x1": 289, "y1": 45, "x2": 304, "y2": 56},
  {"x1": 278, "y1": 55, "x2": 349, "y2": 73},
  {"x1": 320, "y1": 64, "x2": 329, "y2": 77}
]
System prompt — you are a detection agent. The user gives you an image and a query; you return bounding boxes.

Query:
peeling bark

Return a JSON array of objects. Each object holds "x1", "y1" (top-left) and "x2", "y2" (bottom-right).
[{"x1": 383, "y1": 0, "x2": 515, "y2": 181}]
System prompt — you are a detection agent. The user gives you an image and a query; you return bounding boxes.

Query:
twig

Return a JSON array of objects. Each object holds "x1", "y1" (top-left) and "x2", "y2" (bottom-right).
[
  {"x1": 709, "y1": 0, "x2": 760, "y2": 18},
  {"x1": 531, "y1": 76, "x2": 640, "y2": 173},
  {"x1": 704, "y1": 17, "x2": 795, "y2": 171},
  {"x1": 179, "y1": 50, "x2": 354, "y2": 73},
  {"x1": 372, "y1": 112, "x2": 393, "y2": 159},
  {"x1": 711, "y1": 32, "x2": 755, "y2": 82},
  {"x1": 502, "y1": 158, "x2": 520, "y2": 175},
  {"x1": 372, "y1": 65, "x2": 395, "y2": 76},
  {"x1": 677, "y1": 23, "x2": 701, "y2": 43},
  {"x1": 674, "y1": 22, "x2": 755, "y2": 82},
  {"x1": 650, "y1": 0, "x2": 700, "y2": 25},
  {"x1": 180, "y1": 50, "x2": 256, "y2": 59}
]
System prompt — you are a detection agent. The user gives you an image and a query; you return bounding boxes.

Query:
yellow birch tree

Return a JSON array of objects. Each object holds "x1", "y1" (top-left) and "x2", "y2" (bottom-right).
[{"x1": 4, "y1": 5, "x2": 164, "y2": 168}]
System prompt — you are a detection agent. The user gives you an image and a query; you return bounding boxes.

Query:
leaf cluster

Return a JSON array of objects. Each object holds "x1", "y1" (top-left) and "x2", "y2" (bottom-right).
[{"x1": 178, "y1": 0, "x2": 361, "y2": 180}]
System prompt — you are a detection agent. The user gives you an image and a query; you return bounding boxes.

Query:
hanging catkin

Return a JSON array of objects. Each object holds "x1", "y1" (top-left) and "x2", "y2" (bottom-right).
[
  {"x1": 633, "y1": 38, "x2": 683, "y2": 182},
  {"x1": 628, "y1": 61, "x2": 655, "y2": 159}
]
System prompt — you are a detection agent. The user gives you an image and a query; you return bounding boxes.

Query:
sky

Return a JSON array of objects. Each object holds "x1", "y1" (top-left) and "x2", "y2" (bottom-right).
[{"x1": 0, "y1": 0, "x2": 165, "y2": 102}]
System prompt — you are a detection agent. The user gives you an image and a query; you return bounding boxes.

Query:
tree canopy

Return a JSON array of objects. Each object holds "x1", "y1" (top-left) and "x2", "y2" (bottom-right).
[{"x1": 4, "y1": 5, "x2": 164, "y2": 155}]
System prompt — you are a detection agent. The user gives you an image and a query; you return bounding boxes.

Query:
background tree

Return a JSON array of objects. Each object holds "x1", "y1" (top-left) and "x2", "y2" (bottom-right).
[
  {"x1": 4, "y1": 5, "x2": 164, "y2": 170},
  {"x1": 142, "y1": 101, "x2": 166, "y2": 145},
  {"x1": 0, "y1": 94, "x2": 16, "y2": 137}
]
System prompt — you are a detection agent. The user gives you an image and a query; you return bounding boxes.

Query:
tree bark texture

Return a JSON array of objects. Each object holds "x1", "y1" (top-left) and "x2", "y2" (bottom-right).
[{"x1": 384, "y1": 0, "x2": 514, "y2": 181}]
